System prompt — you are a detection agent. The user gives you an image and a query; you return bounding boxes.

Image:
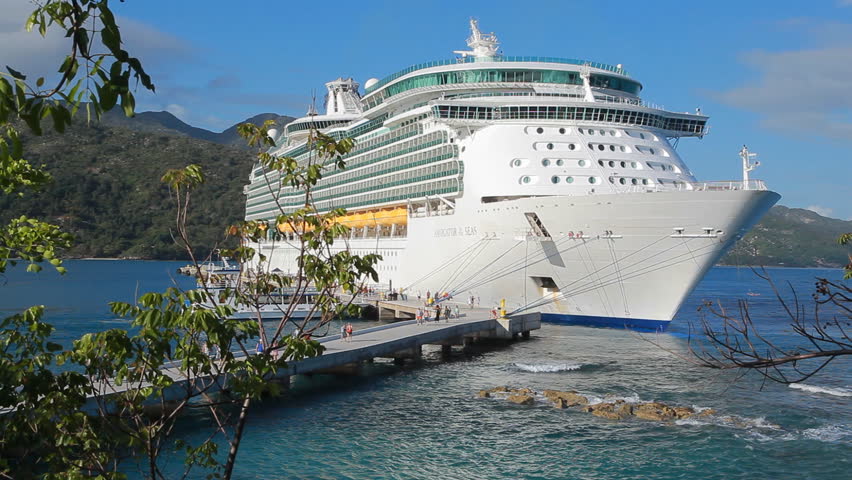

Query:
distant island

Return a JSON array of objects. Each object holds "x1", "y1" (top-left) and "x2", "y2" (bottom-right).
[{"x1": 1, "y1": 110, "x2": 848, "y2": 267}]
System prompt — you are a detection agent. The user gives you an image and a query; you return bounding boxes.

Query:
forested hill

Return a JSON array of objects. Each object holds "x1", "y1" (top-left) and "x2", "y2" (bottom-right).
[
  {"x1": 1, "y1": 111, "x2": 849, "y2": 265},
  {"x1": 720, "y1": 206, "x2": 851, "y2": 268},
  {"x1": 0, "y1": 114, "x2": 284, "y2": 259}
]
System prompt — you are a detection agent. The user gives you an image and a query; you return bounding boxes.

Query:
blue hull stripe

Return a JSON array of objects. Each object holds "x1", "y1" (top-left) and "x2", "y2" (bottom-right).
[{"x1": 541, "y1": 313, "x2": 671, "y2": 332}]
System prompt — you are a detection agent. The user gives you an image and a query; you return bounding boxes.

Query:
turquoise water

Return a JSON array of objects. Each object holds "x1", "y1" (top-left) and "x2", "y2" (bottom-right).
[{"x1": 2, "y1": 261, "x2": 850, "y2": 479}]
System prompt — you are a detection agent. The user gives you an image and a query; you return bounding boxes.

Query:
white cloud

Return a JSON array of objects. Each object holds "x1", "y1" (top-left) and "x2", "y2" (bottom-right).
[
  {"x1": 838, "y1": 0, "x2": 852, "y2": 7},
  {"x1": 806, "y1": 205, "x2": 835, "y2": 217},
  {"x1": 713, "y1": 21, "x2": 852, "y2": 141}
]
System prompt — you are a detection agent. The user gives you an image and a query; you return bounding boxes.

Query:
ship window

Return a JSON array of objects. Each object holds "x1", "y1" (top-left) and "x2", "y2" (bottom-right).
[
  {"x1": 542, "y1": 159, "x2": 550, "y2": 166},
  {"x1": 609, "y1": 145, "x2": 615, "y2": 151},
  {"x1": 631, "y1": 161, "x2": 637, "y2": 168},
  {"x1": 566, "y1": 176, "x2": 574, "y2": 183},
  {"x1": 598, "y1": 160, "x2": 604, "y2": 166},
  {"x1": 587, "y1": 143, "x2": 593, "y2": 149},
  {"x1": 610, "y1": 130, "x2": 616, "y2": 136},
  {"x1": 631, "y1": 178, "x2": 638, "y2": 185},
  {"x1": 588, "y1": 130, "x2": 595, "y2": 135},
  {"x1": 556, "y1": 159, "x2": 565, "y2": 166},
  {"x1": 599, "y1": 130, "x2": 605, "y2": 135},
  {"x1": 589, "y1": 177, "x2": 597, "y2": 184},
  {"x1": 578, "y1": 159, "x2": 586, "y2": 167},
  {"x1": 512, "y1": 159, "x2": 522, "y2": 167},
  {"x1": 608, "y1": 177, "x2": 614, "y2": 184},
  {"x1": 537, "y1": 127, "x2": 544, "y2": 134},
  {"x1": 619, "y1": 178, "x2": 626, "y2": 185},
  {"x1": 569, "y1": 144, "x2": 576, "y2": 150},
  {"x1": 559, "y1": 128, "x2": 566, "y2": 134},
  {"x1": 551, "y1": 176, "x2": 560, "y2": 184},
  {"x1": 522, "y1": 176, "x2": 531, "y2": 183},
  {"x1": 620, "y1": 146, "x2": 626, "y2": 152},
  {"x1": 608, "y1": 161, "x2": 615, "y2": 167},
  {"x1": 547, "y1": 143, "x2": 554, "y2": 150},
  {"x1": 620, "y1": 161, "x2": 626, "y2": 167},
  {"x1": 578, "y1": 128, "x2": 584, "y2": 134},
  {"x1": 642, "y1": 178, "x2": 649, "y2": 185},
  {"x1": 598, "y1": 144, "x2": 605, "y2": 151}
]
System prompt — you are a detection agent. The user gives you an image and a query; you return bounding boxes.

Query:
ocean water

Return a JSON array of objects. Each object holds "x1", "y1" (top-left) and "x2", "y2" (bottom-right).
[{"x1": 1, "y1": 261, "x2": 850, "y2": 479}]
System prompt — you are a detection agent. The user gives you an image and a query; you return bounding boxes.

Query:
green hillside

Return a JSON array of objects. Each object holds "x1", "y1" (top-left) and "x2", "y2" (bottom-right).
[
  {"x1": 720, "y1": 206, "x2": 851, "y2": 268},
  {"x1": 0, "y1": 122, "x2": 253, "y2": 259}
]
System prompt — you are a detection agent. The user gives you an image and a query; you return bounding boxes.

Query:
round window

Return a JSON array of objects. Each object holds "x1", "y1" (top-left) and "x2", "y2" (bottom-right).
[
  {"x1": 609, "y1": 145, "x2": 615, "y2": 151},
  {"x1": 619, "y1": 146, "x2": 626, "y2": 152},
  {"x1": 559, "y1": 128, "x2": 566, "y2": 134},
  {"x1": 536, "y1": 127, "x2": 544, "y2": 134},
  {"x1": 619, "y1": 178, "x2": 626, "y2": 185},
  {"x1": 589, "y1": 177, "x2": 597, "y2": 184},
  {"x1": 568, "y1": 144, "x2": 576, "y2": 150},
  {"x1": 551, "y1": 176, "x2": 560, "y2": 184},
  {"x1": 598, "y1": 160, "x2": 604, "y2": 166},
  {"x1": 631, "y1": 178, "x2": 638, "y2": 185},
  {"x1": 631, "y1": 161, "x2": 637, "y2": 168},
  {"x1": 608, "y1": 177, "x2": 614, "y2": 184},
  {"x1": 588, "y1": 143, "x2": 593, "y2": 149},
  {"x1": 650, "y1": 148, "x2": 655, "y2": 155},
  {"x1": 608, "y1": 161, "x2": 615, "y2": 167},
  {"x1": 547, "y1": 143, "x2": 554, "y2": 150},
  {"x1": 513, "y1": 159, "x2": 522, "y2": 167},
  {"x1": 522, "y1": 176, "x2": 530, "y2": 184},
  {"x1": 642, "y1": 178, "x2": 649, "y2": 185},
  {"x1": 639, "y1": 133, "x2": 645, "y2": 139},
  {"x1": 610, "y1": 130, "x2": 616, "y2": 136},
  {"x1": 578, "y1": 159, "x2": 586, "y2": 167},
  {"x1": 566, "y1": 176, "x2": 574, "y2": 184},
  {"x1": 620, "y1": 161, "x2": 626, "y2": 168},
  {"x1": 556, "y1": 159, "x2": 565, "y2": 166},
  {"x1": 599, "y1": 129, "x2": 605, "y2": 135},
  {"x1": 598, "y1": 144, "x2": 605, "y2": 151},
  {"x1": 542, "y1": 159, "x2": 550, "y2": 166},
  {"x1": 588, "y1": 130, "x2": 595, "y2": 136}
]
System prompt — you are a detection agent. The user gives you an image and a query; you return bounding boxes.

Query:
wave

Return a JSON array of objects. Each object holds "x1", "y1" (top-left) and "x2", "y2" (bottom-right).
[
  {"x1": 801, "y1": 424, "x2": 852, "y2": 443},
  {"x1": 789, "y1": 383, "x2": 852, "y2": 397},
  {"x1": 512, "y1": 363, "x2": 583, "y2": 373}
]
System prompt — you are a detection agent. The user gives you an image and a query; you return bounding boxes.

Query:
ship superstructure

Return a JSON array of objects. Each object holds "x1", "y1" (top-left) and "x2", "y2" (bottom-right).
[{"x1": 243, "y1": 20, "x2": 779, "y2": 329}]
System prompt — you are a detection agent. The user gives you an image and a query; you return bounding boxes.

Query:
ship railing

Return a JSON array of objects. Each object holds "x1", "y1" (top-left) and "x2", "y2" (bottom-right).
[{"x1": 689, "y1": 180, "x2": 768, "y2": 192}]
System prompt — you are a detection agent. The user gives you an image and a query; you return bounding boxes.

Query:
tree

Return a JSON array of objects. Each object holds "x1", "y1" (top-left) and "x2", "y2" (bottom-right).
[{"x1": 1, "y1": 2, "x2": 379, "y2": 479}]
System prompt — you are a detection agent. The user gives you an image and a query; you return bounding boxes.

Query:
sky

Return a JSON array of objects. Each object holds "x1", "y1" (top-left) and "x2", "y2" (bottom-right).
[{"x1": 1, "y1": 0, "x2": 851, "y2": 219}]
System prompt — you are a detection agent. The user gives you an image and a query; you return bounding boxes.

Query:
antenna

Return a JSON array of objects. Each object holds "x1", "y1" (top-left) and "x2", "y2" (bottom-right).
[{"x1": 739, "y1": 145, "x2": 760, "y2": 190}]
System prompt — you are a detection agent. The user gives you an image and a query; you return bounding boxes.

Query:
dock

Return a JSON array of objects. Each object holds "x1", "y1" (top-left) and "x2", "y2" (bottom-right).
[{"x1": 81, "y1": 301, "x2": 540, "y2": 412}]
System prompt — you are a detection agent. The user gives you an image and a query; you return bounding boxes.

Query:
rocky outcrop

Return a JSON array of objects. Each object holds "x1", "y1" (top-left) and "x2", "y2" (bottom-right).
[
  {"x1": 507, "y1": 394, "x2": 535, "y2": 405},
  {"x1": 478, "y1": 386, "x2": 718, "y2": 423},
  {"x1": 542, "y1": 390, "x2": 589, "y2": 407}
]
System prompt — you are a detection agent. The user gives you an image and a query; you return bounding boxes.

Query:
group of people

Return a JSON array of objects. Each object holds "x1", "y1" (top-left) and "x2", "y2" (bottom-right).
[
  {"x1": 415, "y1": 303, "x2": 461, "y2": 325},
  {"x1": 339, "y1": 322, "x2": 354, "y2": 342}
]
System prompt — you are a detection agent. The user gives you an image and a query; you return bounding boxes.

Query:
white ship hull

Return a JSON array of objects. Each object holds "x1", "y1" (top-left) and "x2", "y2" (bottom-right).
[{"x1": 257, "y1": 188, "x2": 779, "y2": 330}]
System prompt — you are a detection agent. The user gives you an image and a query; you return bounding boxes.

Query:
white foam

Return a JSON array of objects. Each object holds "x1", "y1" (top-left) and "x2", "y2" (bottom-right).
[
  {"x1": 585, "y1": 392, "x2": 644, "y2": 405},
  {"x1": 801, "y1": 424, "x2": 852, "y2": 443},
  {"x1": 512, "y1": 363, "x2": 583, "y2": 373},
  {"x1": 789, "y1": 383, "x2": 852, "y2": 397}
]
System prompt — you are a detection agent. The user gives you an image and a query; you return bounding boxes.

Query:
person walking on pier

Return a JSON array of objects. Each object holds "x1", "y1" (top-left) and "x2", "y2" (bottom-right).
[
  {"x1": 444, "y1": 305, "x2": 451, "y2": 322},
  {"x1": 453, "y1": 304, "x2": 460, "y2": 319},
  {"x1": 345, "y1": 323, "x2": 354, "y2": 342},
  {"x1": 469, "y1": 294, "x2": 475, "y2": 309},
  {"x1": 434, "y1": 304, "x2": 441, "y2": 322},
  {"x1": 340, "y1": 323, "x2": 346, "y2": 340}
]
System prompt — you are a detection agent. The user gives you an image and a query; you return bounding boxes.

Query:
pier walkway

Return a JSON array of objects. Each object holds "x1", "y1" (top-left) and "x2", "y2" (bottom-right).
[{"x1": 82, "y1": 301, "x2": 540, "y2": 411}]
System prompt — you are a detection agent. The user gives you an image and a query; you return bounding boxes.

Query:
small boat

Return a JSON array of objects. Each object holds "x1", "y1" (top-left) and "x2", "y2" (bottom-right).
[{"x1": 746, "y1": 292, "x2": 761, "y2": 297}]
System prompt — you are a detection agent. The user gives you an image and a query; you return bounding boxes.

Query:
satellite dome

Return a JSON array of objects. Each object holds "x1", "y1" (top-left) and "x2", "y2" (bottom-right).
[
  {"x1": 267, "y1": 128, "x2": 279, "y2": 141},
  {"x1": 364, "y1": 78, "x2": 380, "y2": 90}
]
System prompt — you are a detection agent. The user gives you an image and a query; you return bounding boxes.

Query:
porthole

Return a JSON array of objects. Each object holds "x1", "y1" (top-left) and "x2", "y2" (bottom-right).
[
  {"x1": 556, "y1": 159, "x2": 565, "y2": 166},
  {"x1": 559, "y1": 127, "x2": 566, "y2": 134},
  {"x1": 461, "y1": 146, "x2": 466, "y2": 152},
  {"x1": 642, "y1": 179, "x2": 650, "y2": 185},
  {"x1": 608, "y1": 161, "x2": 615, "y2": 167},
  {"x1": 536, "y1": 127, "x2": 544, "y2": 134},
  {"x1": 588, "y1": 143, "x2": 593, "y2": 149},
  {"x1": 512, "y1": 159, "x2": 523, "y2": 167},
  {"x1": 609, "y1": 145, "x2": 615, "y2": 151},
  {"x1": 650, "y1": 148, "x2": 656, "y2": 155},
  {"x1": 547, "y1": 143, "x2": 554, "y2": 150},
  {"x1": 578, "y1": 128, "x2": 584, "y2": 134},
  {"x1": 609, "y1": 130, "x2": 616, "y2": 136},
  {"x1": 542, "y1": 159, "x2": 550, "y2": 167},
  {"x1": 619, "y1": 146, "x2": 626, "y2": 152},
  {"x1": 551, "y1": 176, "x2": 560, "y2": 184},
  {"x1": 639, "y1": 133, "x2": 645, "y2": 139},
  {"x1": 620, "y1": 161, "x2": 626, "y2": 168},
  {"x1": 588, "y1": 130, "x2": 595, "y2": 136},
  {"x1": 599, "y1": 129, "x2": 605, "y2": 135},
  {"x1": 630, "y1": 161, "x2": 637, "y2": 168},
  {"x1": 566, "y1": 176, "x2": 574, "y2": 184},
  {"x1": 578, "y1": 159, "x2": 586, "y2": 167},
  {"x1": 568, "y1": 144, "x2": 576, "y2": 150},
  {"x1": 608, "y1": 177, "x2": 614, "y2": 184},
  {"x1": 598, "y1": 160, "x2": 604, "y2": 166},
  {"x1": 619, "y1": 178, "x2": 627, "y2": 185},
  {"x1": 522, "y1": 176, "x2": 531, "y2": 184},
  {"x1": 631, "y1": 178, "x2": 638, "y2": 185},
  {"x1": 598, "y1": 144, "x2": 605, "y2": 151},
  {"x1": 589, "y1": 177, "x2": 598, "y2": 184}
]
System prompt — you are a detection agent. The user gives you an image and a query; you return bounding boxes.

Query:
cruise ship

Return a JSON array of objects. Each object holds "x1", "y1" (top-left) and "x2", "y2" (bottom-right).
[{"x1": 243, "y1": 20, "x2": 780, "y2": 330}]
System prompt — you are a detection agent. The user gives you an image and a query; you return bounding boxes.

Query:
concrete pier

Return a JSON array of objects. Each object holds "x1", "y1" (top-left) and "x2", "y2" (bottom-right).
[{"x1": 79, "y1": 300, "x2": 540, "y2": 411}]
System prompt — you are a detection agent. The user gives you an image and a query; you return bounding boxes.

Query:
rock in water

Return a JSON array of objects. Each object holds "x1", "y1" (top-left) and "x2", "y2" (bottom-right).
[
  {"x1": 554, "y1": 398, "x2": 568, "y2": 409},
  {"x1": 542, "y1": 390, "x2": 589, "y2": 407},
  {"x1": 477, "y1": 390, "x2": 491, "y2": 398},
  {"x1": 632, "y1": 402, "x2": 678, "y2": 421},
  {"x1": 489, "y1": 386, "x2": 511, "y2": 393},
  {"x1": 582, "y1": 402, "x2": 630, "y2": 420},
  {"x1": 673, "y1": 406, "x2": 695, "y2": 419},
  {"x1": 507, "y1": 394, "x2": 535, "y2": 406}
]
